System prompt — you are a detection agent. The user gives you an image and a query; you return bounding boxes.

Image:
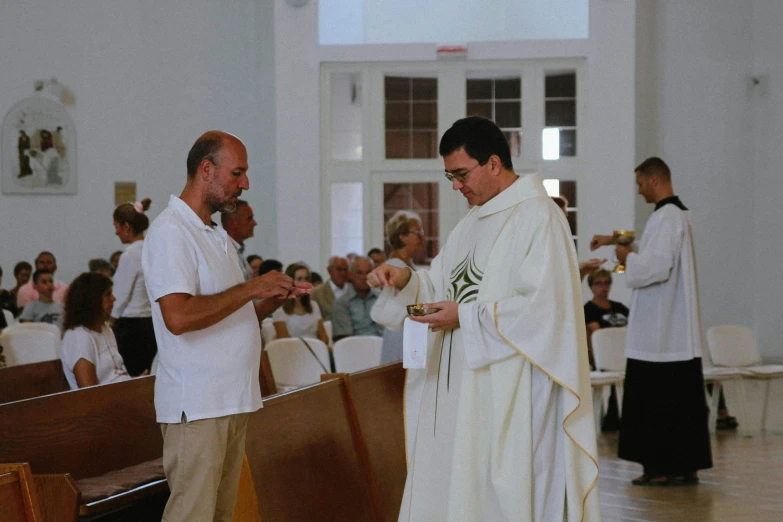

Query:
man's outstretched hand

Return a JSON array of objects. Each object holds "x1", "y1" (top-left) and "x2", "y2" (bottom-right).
[{"x1": 367, "y1": 263, "x2": 412, "y2": 290}]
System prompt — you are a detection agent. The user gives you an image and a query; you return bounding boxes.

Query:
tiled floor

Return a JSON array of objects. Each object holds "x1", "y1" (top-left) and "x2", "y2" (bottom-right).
[{"x1": 597, "y1": 378, "x2": 783, "y2": 521}]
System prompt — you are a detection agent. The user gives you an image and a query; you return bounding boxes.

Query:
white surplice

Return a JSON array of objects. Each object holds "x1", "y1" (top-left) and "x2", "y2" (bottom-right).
[
  {"x1": 372, "y1": 174, "x2": 601, "y2": 522},
  {"x1": 624, "y1": 200, "x2": 703, "y2": 362}
]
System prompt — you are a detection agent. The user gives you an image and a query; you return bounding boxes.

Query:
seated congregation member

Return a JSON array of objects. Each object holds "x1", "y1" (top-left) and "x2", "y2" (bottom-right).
[
  {"x1": 272, "y1": 263, "x2": 329, "y2": 345},
  {"x1": 584, "y1": 269, "x2": 629, "y2": 368},
  {"x1": 61, "y1": 272, "x2": 131, "y2": 389},
  {"x1": 332, "y1": 256, "x2": 383, "y2": 342},
  {"x1": 258, "y1": 258, "x2": 283, "y2": 276},
  {"x1": 109, "y1": 250, "x2": 123, "y2": 274},
  {"x1": 7, "y1": 261, "x2": 32, "y2": 317},
  {"x1": 111, "y1": 198, "x2": 158, "y2": 376},
  {"x1": 19, "y1": 269, "x2": 64, "y2": 331},
  {"x1": 247, "y1": 254, "x2": 262, "y2": 278},
  {"x1": 221, "y1": 200, "x2": 257, "y2": 281},
  {"x1": 367, "y1": 247, "x2": 386, "y2": 267},
  {"x1": 16, "y1": 251, "x2": 69, "y2": 309},
  {"x1": 88, "y1": 258, "x2": 114, "y2": 279},
  {"x1": 311, "y1": 255, "x2": 350, "y2": 321},
  {"x1": 584, "y1": 268, "x2": 629, "y2": 432},
  {"x1": 377, "y1": 210, "x2": 424, "y2": 363}
]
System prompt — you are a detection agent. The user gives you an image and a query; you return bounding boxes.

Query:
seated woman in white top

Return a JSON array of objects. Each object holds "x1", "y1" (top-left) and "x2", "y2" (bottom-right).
[
  {"x1": 61, "y1": 272, "x2": 131, "y2": 389},
  {"x1": 272, "y1": 263, "x2": 329, "y2": 345}
]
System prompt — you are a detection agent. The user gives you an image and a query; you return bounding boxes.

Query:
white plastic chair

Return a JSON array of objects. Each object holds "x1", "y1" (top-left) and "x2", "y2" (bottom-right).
[
  {"x1": 707, "y1": 325, "x2": 783, "y2": 432},
  {"x1": 332, "y1": 336, "x2": 383, "y2": 373},
  {"x1": 0, "y1": 323, "x2": 61, "y2": 366},
  {"x1": 591, "y1": 327, "x2": 627, "y2": 424},
  {"x1": 589, "y1": 370, "x2": 625, "y2": 436},
  {"x1": 264, "y1": 337, "x2": 331, "y2": 391},
  {"x1": 323, "y1": 320, "x2": 333, "y2": 346},
  {"x1": 261, "y1": 318, "x2": 277, "y2": 346},
  {"x1": 2, "y1": 309, "x2": 15, "y2": 327}
]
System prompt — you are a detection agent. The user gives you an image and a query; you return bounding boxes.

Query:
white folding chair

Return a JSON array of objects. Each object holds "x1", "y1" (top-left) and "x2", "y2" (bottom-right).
[
  {"x1": 332, "y1": 336, "x2": 383, "y2": 373},
  {"x1": 591, "y1": 327, "x2": 627, "y2": 422},
  {"x1": 261, "y1": 318, "x2": 277, "y2": 346},
  {"x1": 323, "y1": 320, "x2": 333, "y2": 346},
  {"x1": 264, "y1": 337, "x2": 331, "y2": 391},
  {"x1": 590, "y1": 370, "x2": 625, "y2": 436},
  {"x1": 0, "y1": 323, "x2": 61, "y2": 366},
  {"x1": 707, "y1": 325, "x2": 783, "y2": 432},
  {"x1": 2, "y1": 309, "x2": 15, "y2": 327}
]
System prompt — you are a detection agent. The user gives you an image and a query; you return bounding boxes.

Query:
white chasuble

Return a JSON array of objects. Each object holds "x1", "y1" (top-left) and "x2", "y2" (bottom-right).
[{"x1": 372, "y1": 174, "x2": 601, "y2": 522}]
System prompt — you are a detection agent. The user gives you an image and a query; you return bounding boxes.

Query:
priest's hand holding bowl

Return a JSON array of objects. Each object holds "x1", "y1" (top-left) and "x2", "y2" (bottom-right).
[{"x1": 407, "y1": 301, "x2": 460, "y2": 332}]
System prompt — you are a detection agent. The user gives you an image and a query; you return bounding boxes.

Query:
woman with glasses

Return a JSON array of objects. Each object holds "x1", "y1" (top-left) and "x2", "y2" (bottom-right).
[
  {"x1": 585, "y1": 269, "x2": 629, "y2": 432},
  {"x1": 377, "y1": 210, "x2": 425, "y2": 363},
  {"x1": 584, "y1": 269, "x2": 629, "y2": 368}
]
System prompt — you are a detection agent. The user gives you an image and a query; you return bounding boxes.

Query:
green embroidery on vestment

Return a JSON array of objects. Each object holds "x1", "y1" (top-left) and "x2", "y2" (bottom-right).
[{"x1": 447, "y1": 249, "x2": 484, "y2": 304}]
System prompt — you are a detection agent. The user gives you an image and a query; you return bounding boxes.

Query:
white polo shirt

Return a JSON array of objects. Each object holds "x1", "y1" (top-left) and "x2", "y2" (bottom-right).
[{"x1": 142, "y1": 195, "x2": 263, "y2": 423}]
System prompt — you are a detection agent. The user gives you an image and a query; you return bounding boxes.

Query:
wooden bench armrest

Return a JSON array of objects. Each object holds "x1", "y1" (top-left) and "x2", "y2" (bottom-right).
[{"x1": 33, "y1": 473, "x2": 80, "y2": 522}]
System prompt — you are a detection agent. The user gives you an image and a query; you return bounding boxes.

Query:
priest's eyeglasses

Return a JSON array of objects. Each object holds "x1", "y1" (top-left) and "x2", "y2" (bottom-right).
[{"x1": 444, "y1": 162, "x2": 481, "y2": 183}]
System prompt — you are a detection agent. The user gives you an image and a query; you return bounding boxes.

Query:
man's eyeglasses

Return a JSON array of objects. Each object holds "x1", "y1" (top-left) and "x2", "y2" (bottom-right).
[{"x1": 444, "y1": 163, "x2": 481, "y2": 183}]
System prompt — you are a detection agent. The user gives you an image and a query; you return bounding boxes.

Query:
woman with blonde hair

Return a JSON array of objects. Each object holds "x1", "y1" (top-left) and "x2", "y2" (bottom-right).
[
  {"x1": 272, "y1": 263, "x2": 330, "y2": 345},
  {"x1": 378, "y1": 210, "x2": 425, "y2": 363},
  {"x1": 111, "y1": 198, "x2": 157, "y2": 376}
]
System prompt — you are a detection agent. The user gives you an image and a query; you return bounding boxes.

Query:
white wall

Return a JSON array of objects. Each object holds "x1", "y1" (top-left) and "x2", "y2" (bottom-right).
[
  {"x1": 634, "y1": 1, "x2": 762, "y2": 353},
  {"x1": 750, "y1": 0, "x2": 783, "y2": 358},
  {"x1": 0, "y1": 0, "x2": 275, "y2": 284}
]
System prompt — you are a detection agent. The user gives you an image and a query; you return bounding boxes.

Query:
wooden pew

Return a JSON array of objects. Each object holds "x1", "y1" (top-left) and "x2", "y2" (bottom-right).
[
  {"x1": 0, "y1": 463, "x2": 45, "y2": 521},
  {"x1": 0, "y1": 376, "x2": 166, "y2": 521},
  {"x1": 342, "y1": 363, "x2": 407, "y2": 522},
  {"x1": 242, "y1": 377, "x2": 384, "y2": 521},
  {"x1": 0, "y1": 359, "x2": 70, "y2": 405}
]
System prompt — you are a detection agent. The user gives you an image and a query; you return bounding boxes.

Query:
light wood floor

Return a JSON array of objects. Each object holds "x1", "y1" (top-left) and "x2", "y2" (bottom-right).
[{"x1": 597, "y1": 379, "x2": 783, "y2": 521}]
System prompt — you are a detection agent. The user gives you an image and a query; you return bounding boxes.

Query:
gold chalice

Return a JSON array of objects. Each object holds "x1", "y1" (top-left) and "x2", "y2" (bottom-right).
[{"x1": 612, "y1": 230, "x2": 635, "y2": 273}]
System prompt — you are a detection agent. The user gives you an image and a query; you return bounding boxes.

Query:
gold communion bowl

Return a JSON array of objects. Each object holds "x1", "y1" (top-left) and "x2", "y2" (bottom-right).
[{"x1": 407, "y1": 304, "x2": 438, "y2": 316}]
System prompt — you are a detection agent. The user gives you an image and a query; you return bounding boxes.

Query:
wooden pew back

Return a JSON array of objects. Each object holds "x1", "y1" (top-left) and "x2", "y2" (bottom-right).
[
  {"x1": 244, "y1": 378, "x2": 382, "y2": 522},
  {"x1": 0, "y1": 359, "x2": 69, "y2": 405},
  {"x1": 0, "y1": 376, "x2": 161, "y2": 480},
  {"x1": 346, "y1": 363, "x2": 407, "y2": 522}
]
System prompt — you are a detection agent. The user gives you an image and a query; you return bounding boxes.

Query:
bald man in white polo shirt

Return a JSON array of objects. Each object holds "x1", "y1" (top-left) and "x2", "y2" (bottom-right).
[{"x1": 143, "y1": 131, "x2": 311, "y2": 522}]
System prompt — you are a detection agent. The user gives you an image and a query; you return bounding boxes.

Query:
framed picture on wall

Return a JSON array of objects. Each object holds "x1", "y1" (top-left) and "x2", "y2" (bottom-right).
[{"x1": 1, "y1": 95, "x2": 77, "y2": 194}]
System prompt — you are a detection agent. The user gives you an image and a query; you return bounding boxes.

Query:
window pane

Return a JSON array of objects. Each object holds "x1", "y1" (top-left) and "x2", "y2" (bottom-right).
[
  {"x1": 385, "y1": 102, "x2": 410, "y2": 130},
  {"x1": 495, "y1": 101, "x2": 521, "y2": 128},
  {"x1": 545, "y1": 73, "x2": 576, "y2": 98},
  {"x1": 466, "y1": 101, "x2": 492, "y2": 119},
  {"x1": 560, "y1": 180, "x2": 577, "y2": 207},
  {"x1": 495, "y1": 78, "x2": 521, "y2": 99},
  {"x1": 385, "y1": 131, "x2": 411, "y2": 159},
  {"x1": 545, "y1": 100, "x2": 576, "y2": 127},
  {"x1": 466, "y1": 79, "x2": 492, "y2": 99},
  {"x1": 411, "y1": 102, "x2": 437, "y2": 130},
  {"x1": 385, "y1": 75, "x2": 438, "y2": 158},
  {"x1": 411, "y1": 131, "x2": 438, "y2": 158},
  {"x1": 385, "y1": 76, "x2": 409, "y2": 101},
  {"x1": 412, "y1": 78, "x2": 437, "y2": 100},
  {"x1": 383, "y1": 182, "x2": 439, "y2": 265},
  {"x1": 503, "y1": 131, "x2": 522, "y2": 158},
  {"x1": 332, "y1": 182, "x2": 363, "y2": 256},
  {"x1": 559, "y1": 129, "x2": 576, "y2": 156},
  {"x1": 331, "y1": 72, "x2": 363, "y2": 161}
]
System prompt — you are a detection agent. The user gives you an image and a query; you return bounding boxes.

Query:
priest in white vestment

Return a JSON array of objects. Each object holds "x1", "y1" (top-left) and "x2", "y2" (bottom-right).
[
  {"x1": 369, "y1": 116, "x2": 601, "y2": 521},
  {"x1": 591, "y1": 157, "x2": 712, "y2": 486}
]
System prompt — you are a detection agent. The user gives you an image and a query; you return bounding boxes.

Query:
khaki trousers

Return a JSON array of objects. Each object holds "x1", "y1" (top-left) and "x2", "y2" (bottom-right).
[{"x1": 160, "y1": 413, "x2": 250, "y2": 522}]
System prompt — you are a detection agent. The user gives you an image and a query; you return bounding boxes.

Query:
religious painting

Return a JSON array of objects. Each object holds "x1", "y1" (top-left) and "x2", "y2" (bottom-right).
[{"x1": 1, "y1": 95, "x2": 77, "y2": 194}]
